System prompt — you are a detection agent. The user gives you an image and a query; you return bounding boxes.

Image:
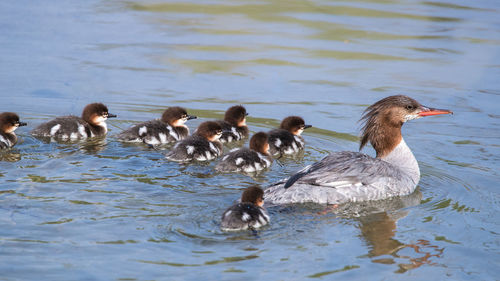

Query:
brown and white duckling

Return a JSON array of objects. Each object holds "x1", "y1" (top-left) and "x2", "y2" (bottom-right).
[
  {"x1": 31, "y1": 103, "x2": 116, "y2": 140},
  {"x1": 216, "y1": 132, "x2": 272, "y2": 173},
  {"x1": 268, "y1": 116, "x2": 312, "y2": 156},
  {"x1": 0, "y1": 112, "x2": 27, "y2": 149},
  {"x1": 117, "y1": 106, "x2": 196, "y2": 145},
  {"x1": 221, "y1": 186, "x2": 270, "y2": 231},
  {"x1": 265, "y1": 95, "x2": 453, "y2": 205},
  {"x1": 215, "y1": 105, "x2": 249, "y2": 143},
  {"x1": 165, "y1": 121, "x2": 223, "y2": 162}
]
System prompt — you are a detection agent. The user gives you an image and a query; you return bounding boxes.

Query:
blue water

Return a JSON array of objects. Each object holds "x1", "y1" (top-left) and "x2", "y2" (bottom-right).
[{"x1": 1, "y1": 0, "x2": 499, "y2": 280}]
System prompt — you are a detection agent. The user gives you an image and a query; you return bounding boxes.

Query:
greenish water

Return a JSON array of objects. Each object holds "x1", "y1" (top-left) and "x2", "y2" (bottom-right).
[{"x1": 1, "y1": 0, "x2": 499, "y2": 280}]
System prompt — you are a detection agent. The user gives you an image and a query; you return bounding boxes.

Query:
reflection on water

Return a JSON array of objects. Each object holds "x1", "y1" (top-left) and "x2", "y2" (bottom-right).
[
  {"x1": 0, "y1": 151, "x2": 21, "y2": 162},
  {"x1": 323, "y1": 190, "x2": 447, "y2": 274},
  {"x1": 359, "y1": 212, "x2": 445, "y2": 273},
  {"x1": 359, "y1": 212, "x2": 405, "y2": 258},
  {"x1": 33, "y1": 136, "x2": 109, "y2": 155}
]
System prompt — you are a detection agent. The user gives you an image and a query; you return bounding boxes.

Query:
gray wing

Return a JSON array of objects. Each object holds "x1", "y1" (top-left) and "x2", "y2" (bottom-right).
[{"x1": 283, "y1": 151, "x2": 404, "y2": 189}]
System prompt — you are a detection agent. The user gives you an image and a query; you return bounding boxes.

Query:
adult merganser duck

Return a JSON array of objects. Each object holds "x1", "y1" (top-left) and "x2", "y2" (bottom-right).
[
  {"x1": 215, "y1": 105, "x2": 249, "y2": 143},
  {"x1": 116, "y1": 106, "x2": 196, "y2": 145},
  {"x1": 221, "y1": 186, "x2": 270, "y2": 231},
  {"x1": 0, "y1": 112, "x2": 27, "y2": 149},
  {"x1": 31, "y1": 103, "x2": 117, "y2": 140},
  {"x1": 215, "y1": 132, "x2": 272, "y2": 173},
  {"x1": 165, "y1": 121, "x2": 223, "y2": 162},
  {"x1": 268, "y1": 116, "x2": 312, "y2": 156},
  {"x1": 265, "y1": 95, "x2": 452, "y2": 205}
]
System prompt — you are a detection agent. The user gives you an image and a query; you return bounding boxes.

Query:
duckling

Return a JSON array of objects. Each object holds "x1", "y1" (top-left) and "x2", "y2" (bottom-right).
[
  {"x1": 215, "y1": 105, "x2": 249, "y2": 143},
  {"x1": 117, "y1": 107, "x2": 196, "y2": 145},
  {"x1": 216, "y1": 132, "x2": 272, "y2": 173},
  {"x1": 221, "y1": 186, "x2": 269, "y2": 231},
  {"x1": 268, "y1": 116, "x2": 312, "y2": 156},
  {"x1": 165, "y1": 121, "x2": 223, "y2": 162},
  {"x1": 0, "y1": 112, "x2": 27, "y2": 149},
  {"x1": 31, "y1": 103, "x2": 116, "y2": 140}
]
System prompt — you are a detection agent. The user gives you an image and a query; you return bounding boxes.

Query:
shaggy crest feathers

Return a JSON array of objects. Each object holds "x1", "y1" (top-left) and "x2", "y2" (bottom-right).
[
  {"x1": 224, "y1": 105, "x2": 247, "y2": 126},
  {"x1": 359, "y1": 95, "x2": 421, "y2": 157},
  {"x1": 241, "y1": 186, "x2": 264, "y2": 204}
]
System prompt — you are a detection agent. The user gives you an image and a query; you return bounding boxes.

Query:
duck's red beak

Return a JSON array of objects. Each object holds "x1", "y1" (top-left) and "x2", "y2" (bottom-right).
[{"x1": 418, "y1": 106, "x2": 453, "y2": 117}]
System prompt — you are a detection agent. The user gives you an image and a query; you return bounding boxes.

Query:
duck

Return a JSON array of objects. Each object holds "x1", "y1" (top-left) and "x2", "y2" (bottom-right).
[
  {"x1": 268, "y1": 116, "x2": 312, "y2": 156},
  {"x1": 215, "y1": 132, "x2": 272, "y2": 173},
  {"x1": 0, "y1": 112, "x2": 27, "y2": 149},
  {"x1": 265, "y1": 95, "x2": 452, "y2": 205},
  {"x1": 116, "y1": 106, "x2": 196, "y2": 145},
  {"x1": 165, "y1": 121, "x2": 223, "y2": 162},
  {"x1": 31, "y1": 103, "x2": 116, "y2": 140},
  {"x1": 221, "y1": 186, "x2": 270, "y2": 231},
  {"x1": 215, "y1": 105, "x2": 249, "y2": 143}
]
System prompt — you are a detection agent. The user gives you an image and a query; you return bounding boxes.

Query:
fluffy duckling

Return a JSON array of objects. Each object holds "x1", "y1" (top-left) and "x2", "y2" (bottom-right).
[
  {"x1": 31, "y1": 103, "x2": 116, "y2": 140},
  {"x1": 221, "y1": 186, "x2": 270, "y2": 231},
  {"x1": 216, "y1": 132, "x2": 272, "y2": 173},
  {"x1": 117, "y1": 107, "x2": 196, "y2": 145},
  {"x1": 165, "y1": 121, "x2": 223, "y2": 162},
  {"x1": 215, "y1": 105, "x2": 249, "y2": 143},
  {"x1": 268, "y1": 116, "x2": 312, "y2": 156},
  {"x1": 0, "y1": 112, "x2": 27, "y2": 149}
]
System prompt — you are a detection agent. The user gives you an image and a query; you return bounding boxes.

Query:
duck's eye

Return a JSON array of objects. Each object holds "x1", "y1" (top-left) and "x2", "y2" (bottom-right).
[
  {"x1": 182, "y1": 115, "x2": 187, "y2": 119},
  {"x1": 405, "y1": 105, "x2": 415, "y2": 110}
]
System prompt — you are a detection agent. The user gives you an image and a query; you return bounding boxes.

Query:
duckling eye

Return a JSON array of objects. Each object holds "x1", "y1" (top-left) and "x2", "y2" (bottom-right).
[{"x1": 405, "y1": 105, "x2": 415, "y2": 110}]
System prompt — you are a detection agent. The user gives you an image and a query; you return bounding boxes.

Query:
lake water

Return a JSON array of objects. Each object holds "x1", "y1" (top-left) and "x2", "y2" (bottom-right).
[{"x1": 1, "y1": 0, "x2": 499, "y2": 280}]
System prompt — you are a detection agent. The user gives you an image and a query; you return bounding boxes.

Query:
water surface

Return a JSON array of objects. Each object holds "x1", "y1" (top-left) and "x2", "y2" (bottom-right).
[{"x1": 1, "y1": 0, "x2": 499, "y2": 280}]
